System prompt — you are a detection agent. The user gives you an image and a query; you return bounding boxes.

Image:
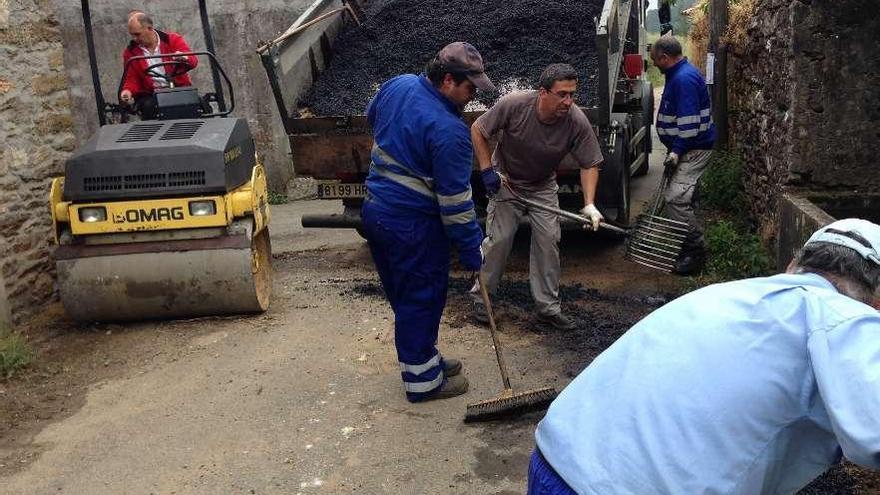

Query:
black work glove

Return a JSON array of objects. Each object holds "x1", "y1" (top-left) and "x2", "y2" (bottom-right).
[{"x1": 663, "y1": 152, "x2": 680, "y2": 178}]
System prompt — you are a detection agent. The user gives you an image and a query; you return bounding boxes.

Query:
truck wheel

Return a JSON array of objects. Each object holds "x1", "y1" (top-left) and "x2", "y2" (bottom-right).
[
  {"x1": 632, "y1": 80, "x2": 654, "y2": 177},
  {"x1": 596, "y1": 119, "x2": 632, "y2": 225},
  {"x1": 614, "y1": 134, "x2": 631, "y2": 224},
  {"x1": 632, "y1": 123, "x2": 651, "y2": 177}
]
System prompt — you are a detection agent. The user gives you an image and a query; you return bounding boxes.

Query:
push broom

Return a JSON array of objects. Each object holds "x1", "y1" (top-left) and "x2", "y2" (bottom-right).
[{"x1": 464, "y1": 272, "x2": 558, "y2": 423}]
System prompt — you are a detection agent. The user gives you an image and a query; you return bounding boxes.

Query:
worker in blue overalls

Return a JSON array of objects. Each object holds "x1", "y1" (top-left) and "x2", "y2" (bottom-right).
[
  {"x1": 651, "y1": 35, "x2": 716, "y2": 275},
  {"x1": 361, "y1": 42, "x2": 494, "y2": 402}
]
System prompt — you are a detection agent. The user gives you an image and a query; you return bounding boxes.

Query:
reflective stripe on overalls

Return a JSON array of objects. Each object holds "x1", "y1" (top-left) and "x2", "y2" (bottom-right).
[{"x1": 370, "y1": 144, "x2": 475, "y2": 227}]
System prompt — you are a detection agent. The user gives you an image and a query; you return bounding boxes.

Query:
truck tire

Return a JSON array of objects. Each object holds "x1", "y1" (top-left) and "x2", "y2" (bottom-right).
[
  {"x1": 596, "y1": 118, "x2": 632, "y2": 225},
  {"x1": 613, "y1": 132, "x2": 631, "y2": 223},
  {"x1": 632, "y1": 80, "x2": 654, "y2": 177}
]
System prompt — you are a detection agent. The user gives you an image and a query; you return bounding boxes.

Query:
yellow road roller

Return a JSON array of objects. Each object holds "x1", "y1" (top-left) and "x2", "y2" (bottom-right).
[{"x1": 49, "y1": 0, "x2": 271, "y2": 322}]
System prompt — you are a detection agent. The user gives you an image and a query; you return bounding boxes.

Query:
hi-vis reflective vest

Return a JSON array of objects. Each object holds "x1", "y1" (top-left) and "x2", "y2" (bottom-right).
[
  {"x1": 365, "y1": 74, "x2": 483, "y2": 253},
  {"x1": 656, "y1": 59, "x2": 716, "y2": 156}
]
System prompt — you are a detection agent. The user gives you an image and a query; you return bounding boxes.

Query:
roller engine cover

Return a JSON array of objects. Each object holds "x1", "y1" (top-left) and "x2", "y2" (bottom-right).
[{"x1": 63, "y1": 117, "x2": 255, "y2": 202}]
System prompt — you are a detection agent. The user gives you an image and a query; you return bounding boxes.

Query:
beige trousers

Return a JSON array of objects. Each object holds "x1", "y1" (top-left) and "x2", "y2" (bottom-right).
[{"x1": 470, "y1": 182, "x2": 562, "y2": 316}]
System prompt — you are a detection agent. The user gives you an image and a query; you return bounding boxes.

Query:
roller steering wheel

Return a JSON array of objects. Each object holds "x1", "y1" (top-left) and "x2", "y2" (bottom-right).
[{"x1": 144, "y1": 59, "x2": 192, "y2": 84}]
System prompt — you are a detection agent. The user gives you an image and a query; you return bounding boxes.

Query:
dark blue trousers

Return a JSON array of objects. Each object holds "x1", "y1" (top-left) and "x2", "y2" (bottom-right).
[
  {"x1": 528, "y1": 449, "x2": 578, "y2": 495},
  {"x1": 361, "y1": 199, "x2": 450, "y2": 401}
]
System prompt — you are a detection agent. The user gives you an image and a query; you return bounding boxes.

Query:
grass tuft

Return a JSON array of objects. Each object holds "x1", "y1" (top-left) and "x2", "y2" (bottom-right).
[{"x1": 0, "y1": 325, "x2": 33, "y2": 379}]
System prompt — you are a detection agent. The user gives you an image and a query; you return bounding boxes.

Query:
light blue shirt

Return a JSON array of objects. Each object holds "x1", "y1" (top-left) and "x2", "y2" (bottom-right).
[{"x1": 536, "y1": 273, "x2": 880, "y2": 494}]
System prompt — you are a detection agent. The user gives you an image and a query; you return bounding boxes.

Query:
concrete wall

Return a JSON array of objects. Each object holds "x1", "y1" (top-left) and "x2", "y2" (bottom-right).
[
  {"x1": 52, "y1": 0, "x2": 318, "y2": 191},
  {"x1": 0, "y1": 0, "x2": 77, "y2": 325},
  {"x1": 730, "y1": 0, "x2": 880, "y2": 237},
  {"x1": 776, "y1": 193, "x2": 834, "y2": 271}
]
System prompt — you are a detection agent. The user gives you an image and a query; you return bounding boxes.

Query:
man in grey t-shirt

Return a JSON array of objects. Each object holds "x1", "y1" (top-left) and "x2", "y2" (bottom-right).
[{"x1": 470, "y1": 64, "x2": 604, "y2": 330}]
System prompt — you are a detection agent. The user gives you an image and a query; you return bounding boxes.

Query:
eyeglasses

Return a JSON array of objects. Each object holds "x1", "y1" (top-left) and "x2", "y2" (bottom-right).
[{"x1": 548, "y1": 90, "x2": 576, "y2": 101}]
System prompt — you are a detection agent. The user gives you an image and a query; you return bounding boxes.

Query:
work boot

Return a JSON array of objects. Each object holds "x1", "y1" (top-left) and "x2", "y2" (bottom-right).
[
  {"x1": 536, "y1": 312, "x2": 576, "y2": 331},
  {"x1": 673, "y1": 234, "x2": 706, "y2": 276},
  {"x1": 473, "y1": 302, "x2": 489, "y2": 325},
  {"x1": 672, "y1": 249, "x2": 706, "y2": 276},
  {"x1": 421, "y1": 375, "x2": 469, "y2": 402},
  {"x1": 443, "y1": 358, "x2": 462, "y2": 377}
]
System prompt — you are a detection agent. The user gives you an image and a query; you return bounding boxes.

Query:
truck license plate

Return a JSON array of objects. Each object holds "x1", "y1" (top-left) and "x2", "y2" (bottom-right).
[{"x1": 317, "y1": 182, "x2": 367, "y2": 199}]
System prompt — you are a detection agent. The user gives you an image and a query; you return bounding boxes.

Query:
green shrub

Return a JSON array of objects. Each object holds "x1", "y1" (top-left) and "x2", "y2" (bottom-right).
[
  {"x1": 700, "y1": 150, "x2": 746, "y2": 212},
  {"x1": 0, "y1": 326, "x2": 33, "y2": 379},
  {"x1": 704, "y1": 219, "x2": 772, "y2": 280}
]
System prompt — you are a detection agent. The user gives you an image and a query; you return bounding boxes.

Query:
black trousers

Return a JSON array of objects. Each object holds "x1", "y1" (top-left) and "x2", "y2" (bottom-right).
[
  {"x1": 659, "y1": 2, "x2": 673, "y2": 35},
  {"x1": 133, "y1": 94, "x2": 158, "y2": 120}
]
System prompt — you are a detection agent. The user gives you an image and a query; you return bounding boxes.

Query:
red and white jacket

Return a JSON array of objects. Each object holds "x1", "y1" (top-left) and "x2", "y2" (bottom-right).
[{"x1": 121, "y1": 30, "x2": 198, "y2": 97}]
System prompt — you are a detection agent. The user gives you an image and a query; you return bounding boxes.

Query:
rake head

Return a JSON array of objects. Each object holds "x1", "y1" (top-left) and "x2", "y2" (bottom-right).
[
  {"x1": 624, "y1": 214, "x2": 690, "y2": 272},
  {"x1": 465, "y1": 387, "x2": 558, "y2": 423}
]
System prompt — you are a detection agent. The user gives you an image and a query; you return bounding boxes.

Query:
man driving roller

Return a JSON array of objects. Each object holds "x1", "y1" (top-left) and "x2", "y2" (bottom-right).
[{"x1": 120, "y1": 11, "x2": 198, "y2": 119}]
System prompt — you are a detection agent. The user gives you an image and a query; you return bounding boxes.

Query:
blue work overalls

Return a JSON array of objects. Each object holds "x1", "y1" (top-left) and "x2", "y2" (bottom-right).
[{"x1": 362, "y1": 74, "x2": 483, "y2": 401}]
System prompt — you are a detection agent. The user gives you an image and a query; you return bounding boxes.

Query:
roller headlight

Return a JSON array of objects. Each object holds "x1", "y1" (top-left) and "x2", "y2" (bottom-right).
[
  {"x1": 78, "y1": 207, "x2": 107, "y2": 223},
  {"x1": 188, "y1": 200, "x2": 216, "y2": 216}
]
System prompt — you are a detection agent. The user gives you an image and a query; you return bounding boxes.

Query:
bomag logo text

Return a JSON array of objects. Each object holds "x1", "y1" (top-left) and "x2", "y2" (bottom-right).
[
  {"x1": 224, "y1": 146, "x2": 242, "y2": 164},
  {"x1": 114, "y1": 207, "x2": 185, "y2": 223}
]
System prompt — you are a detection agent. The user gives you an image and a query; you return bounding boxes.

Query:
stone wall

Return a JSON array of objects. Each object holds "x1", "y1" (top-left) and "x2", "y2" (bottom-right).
[
  {"x1": 728, "y1": 0, "x2": 794, "y2": 235},
  {"x1": 52, "y1": 0, "x2": 317, "y2": 191},
  {"x1": 788, "y1": 0, "x2": 880, "y2": 191},
  {"x1": 0, "y1": 0, "x2": 77, "y2": 325},
  {"x1": 730, "y1": 0, "x2": 880, "y2": 236}
]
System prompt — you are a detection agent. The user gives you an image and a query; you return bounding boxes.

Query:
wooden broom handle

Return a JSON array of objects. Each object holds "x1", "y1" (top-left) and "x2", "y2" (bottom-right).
[{"x1": 477, "y1": 272, "x2": 512, "y2": 391}]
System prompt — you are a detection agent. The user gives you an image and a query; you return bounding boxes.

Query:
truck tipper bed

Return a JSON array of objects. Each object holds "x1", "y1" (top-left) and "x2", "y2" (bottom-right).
[{"x1": 258, "y1": 0, "x2": 653, "y2": 231}]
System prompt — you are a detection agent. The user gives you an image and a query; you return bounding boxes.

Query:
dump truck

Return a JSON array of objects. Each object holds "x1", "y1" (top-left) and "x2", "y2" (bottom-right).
[
  {"x1": 49, "y1": 0, "x2": 272, "y2": 322},
  {"x1": 258, "y1": 0, "x2": 652, "y2": 230}
]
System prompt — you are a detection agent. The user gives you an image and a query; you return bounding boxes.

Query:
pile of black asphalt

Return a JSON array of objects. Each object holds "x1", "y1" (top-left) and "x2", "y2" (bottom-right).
[{"x1": 300, "y1": 0, "x2": 606, "y2": 116}]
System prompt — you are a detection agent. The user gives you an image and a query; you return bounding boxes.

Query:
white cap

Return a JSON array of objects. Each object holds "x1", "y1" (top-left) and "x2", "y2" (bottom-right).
[{"x1": 805, "y1": 218, "x2": 880, "y2": 266}]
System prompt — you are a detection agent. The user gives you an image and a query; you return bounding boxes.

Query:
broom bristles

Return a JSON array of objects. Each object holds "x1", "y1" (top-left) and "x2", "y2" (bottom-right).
[{"x1": 464, "y1": 387, "x2": 558, "y2": 423}]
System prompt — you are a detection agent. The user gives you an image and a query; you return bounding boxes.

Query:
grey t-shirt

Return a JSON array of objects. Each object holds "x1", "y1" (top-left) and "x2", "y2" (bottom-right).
[{"x1": 475, "y1": 90, "x2": 603, "y2": 189}]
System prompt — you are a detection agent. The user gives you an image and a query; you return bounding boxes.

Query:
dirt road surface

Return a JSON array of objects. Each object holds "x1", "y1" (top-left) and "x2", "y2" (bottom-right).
[
  {"x1": 4, "y1": 111, "x2": 876, "y2": 493},
  {"x1": 0, "y1": 143, "x2": 682, "y2": 495}
]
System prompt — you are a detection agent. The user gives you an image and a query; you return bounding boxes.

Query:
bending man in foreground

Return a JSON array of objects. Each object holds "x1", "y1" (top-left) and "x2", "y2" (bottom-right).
[
  {"x1": 530, "y1": 218, "x2": 880, "y2": 494},
  {"x1": 362, "y1": 42, "x2": 493, "y2": 402}
]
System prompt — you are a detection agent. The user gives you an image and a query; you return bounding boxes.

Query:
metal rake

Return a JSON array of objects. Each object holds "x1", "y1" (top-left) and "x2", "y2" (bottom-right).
[
  {"x1": 500, "y1": 179, "x2": 689, "y2": 273},
  {"x1": 624, "y1": 175, "x2": 690, "y2": 272}
]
